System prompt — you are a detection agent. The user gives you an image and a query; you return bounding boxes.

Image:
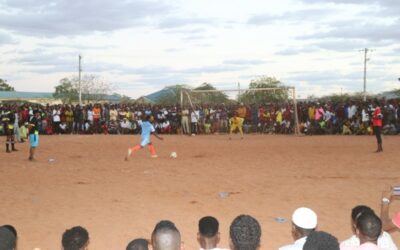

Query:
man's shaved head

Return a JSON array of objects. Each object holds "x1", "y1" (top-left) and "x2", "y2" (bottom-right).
[{"x1": 151, "y1": 220, "x2": 181, "y2": 250}]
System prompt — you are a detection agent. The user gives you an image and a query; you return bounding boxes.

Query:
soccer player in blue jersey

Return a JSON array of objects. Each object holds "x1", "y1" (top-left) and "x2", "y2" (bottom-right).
[
  {"x1": 28, "y1": 110, "x2": 40, "y2": 161},
  {"x1": 125, "y1": 115, "x2": 163, "y2": 161}
]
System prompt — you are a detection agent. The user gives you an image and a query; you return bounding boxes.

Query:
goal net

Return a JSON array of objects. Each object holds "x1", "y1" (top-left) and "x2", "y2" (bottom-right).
[{"x1": 180, "y1": 86, "x2": 300, "y2": 135}]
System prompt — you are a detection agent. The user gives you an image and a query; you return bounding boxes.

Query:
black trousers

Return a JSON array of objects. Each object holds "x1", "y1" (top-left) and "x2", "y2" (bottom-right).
[{"x1": 374, "y1": 126, "x2": 382, "y2": 144}]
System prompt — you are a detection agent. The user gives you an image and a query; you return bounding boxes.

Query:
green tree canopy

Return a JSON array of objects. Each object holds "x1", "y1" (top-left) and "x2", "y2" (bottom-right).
[
  {"x1": 239, "y1": 76, "x2": 288, "y2": 104},
  {"x1": 53, "y1": 75, "x2": 115, "y2": 104},
  {"x1": 392, "y1": 89, "x2": 400, "y2": 97},
  {"x1": 0, "y1": 79, "x2": 15, "y2": 91},
  {"x1": 53, "y1": 78, "x2": 78, "y2": 104},
  {"x1": 190, "y1": 82, "x2": 230, "y2": 105},
  {"x1": 318, "y1": 92, "x2": 375, "y2": 103}
]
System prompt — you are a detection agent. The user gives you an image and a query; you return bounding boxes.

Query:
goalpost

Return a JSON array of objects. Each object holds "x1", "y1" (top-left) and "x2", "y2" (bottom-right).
[{"x1": 180, "y1": 86, "x2": 301, "y2": 135}]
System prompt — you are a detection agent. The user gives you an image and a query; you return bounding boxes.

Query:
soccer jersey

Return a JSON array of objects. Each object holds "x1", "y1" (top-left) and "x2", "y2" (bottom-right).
[
  {"x1": 29, "y1": 116, "x2": 39, "y2": 135},
  {"x1": 140, "y1": 121, "x2": 155, "y2": 146},
  {"x1": 372, "y1": 107, "x2": 382, "y2": 127},
  {"x1": 230, "y1": 117, "x2": 243, "y2": 126},
  {"x1": 29, "y1": 116, "x2": 40, "y2": 148}
]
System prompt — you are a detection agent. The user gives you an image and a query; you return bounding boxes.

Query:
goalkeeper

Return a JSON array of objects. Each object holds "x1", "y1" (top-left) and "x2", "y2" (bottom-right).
[{"x1": 229, "y1": 112, "x2": 244, "y2": 139}]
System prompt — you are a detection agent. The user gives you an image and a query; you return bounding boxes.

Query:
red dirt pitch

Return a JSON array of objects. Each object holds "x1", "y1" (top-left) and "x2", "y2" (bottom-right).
[{"x1": 1, "y1": 134, "x2": 400, "y2": 249}]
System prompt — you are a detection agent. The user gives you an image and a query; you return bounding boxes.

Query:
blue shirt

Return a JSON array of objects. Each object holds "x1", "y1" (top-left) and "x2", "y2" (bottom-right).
[{"x1": 141, "y1": 121, "x2": 155, "y2": 138}]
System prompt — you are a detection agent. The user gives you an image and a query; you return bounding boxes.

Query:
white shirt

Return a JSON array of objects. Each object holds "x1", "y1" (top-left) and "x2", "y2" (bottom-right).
[
  {"x1": 362, "y1": 109, "x2": 370, "y2": 123},
  {"x1": 14, "y1": 113, "x2": 19, "y2": 126},
  {"x1": 59, "y1": 123, "x2": 67, "y2": 130},
  {"x1": 279, "y1": 237, "x2": 307, "y2": 250},
  {"x1": 120, "y1": 120, "x2": 131, "y2": 129},
  {"x1": 191, "y1": 111, "x2": 199, "y2": 123},
  {"x1": 52, "y1": 109, "x2": 61, "y2": 122},
  {"x1": 324, "y1": 110, "x2": 332, "y2": 121},
  {"x1": 87, "y1": 110, "x2": 93, "y2": 121},
  {"x1": 348, "y1": 105, "x2": 357, "y2": 119},
  {"x1": 340, "y1": 232, "x2": 397, "y2": 250},
  {"x1": 162, "y1": 121, "x2": 170, "y2": 128}
]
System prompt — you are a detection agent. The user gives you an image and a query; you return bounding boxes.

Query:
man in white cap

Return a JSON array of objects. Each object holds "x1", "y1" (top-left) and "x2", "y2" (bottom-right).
[{"x1": 279, "y1": 207, "x2": 317, "y2": 250}]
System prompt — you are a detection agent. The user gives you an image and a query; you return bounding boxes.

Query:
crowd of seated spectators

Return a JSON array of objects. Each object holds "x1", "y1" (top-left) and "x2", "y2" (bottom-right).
[
  {"x1": 1, "y1": 188, "x2": 399, "y2": 250},
  {"x1": 1, "y1": 98, "x2": 399, "y2": 138}
]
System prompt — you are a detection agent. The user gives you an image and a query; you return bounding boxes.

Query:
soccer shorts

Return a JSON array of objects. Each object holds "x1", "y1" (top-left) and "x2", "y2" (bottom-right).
[
  {"x1": 140, "y1": 136, "x2": 151, "y2": 147},
  {"x1": 230, "y1": 124, "x2": 241, "y2": 132},
  {"x1": 29, "y1": 133, "x2": 39, "y2": 148}
]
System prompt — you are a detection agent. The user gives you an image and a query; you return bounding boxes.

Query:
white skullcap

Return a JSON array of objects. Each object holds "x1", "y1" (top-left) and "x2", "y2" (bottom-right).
[{"x1": 292, "y1": 207, "x2": 317, "y2": 229}]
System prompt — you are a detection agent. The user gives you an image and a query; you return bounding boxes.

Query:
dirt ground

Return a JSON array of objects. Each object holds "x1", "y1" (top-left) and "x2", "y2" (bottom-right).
[{"x1": 1, "y1": 134, "x2": 400, "y2": 250}]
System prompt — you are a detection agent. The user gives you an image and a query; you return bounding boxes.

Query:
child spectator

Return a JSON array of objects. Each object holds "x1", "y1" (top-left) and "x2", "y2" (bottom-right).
[
  {"x1": 19, "y1": 122, "x2": 28, "y2": 141},
  {"x1": 161, "y1": 119, "x2": 171, "y2": 134},
  {"x1": 121, "y1": 118, "x2": 132, "y2": 134},
  {"x1": 59, "y1": 121, "x2": 68, "y2": 134},
  {"x1": 342, "y1": 120, "x2": 352, "y2": 135},
  {"x1": 204, "y1": 119, "x2": 212, "y2": 134}
]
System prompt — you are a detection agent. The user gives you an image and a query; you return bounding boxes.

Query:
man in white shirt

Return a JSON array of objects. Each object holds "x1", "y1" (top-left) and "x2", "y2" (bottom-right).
[
  {"x1": 52, "y1": 106, "x2": 61, "y2": 134},
  {"x1": 341, "y1": 212, "x2": 387, "y2": 250},
  {"x1": 341, "y1": 205, "x2": 397, "y2": 250},
  {"x1": 191, "y1": 109, "x2": 199, "y2": 135},
  {"x1": 279, "y1": 207, "x2": 318, "y2": 250},
  {"x1": 348, "y1": 103, "x2": 357, "y2": 119},
  {"x1": 120, "y1": 118, "x2": 132, "y2": 134}
]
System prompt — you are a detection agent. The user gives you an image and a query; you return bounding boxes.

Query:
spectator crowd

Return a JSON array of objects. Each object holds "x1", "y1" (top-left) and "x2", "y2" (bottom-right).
[
  {"x1": 1, "y1": 188, "x2": 400, "y2": 250},
  {"x1": 1, "y1": 99, "x2": 400, "y2": 138}
]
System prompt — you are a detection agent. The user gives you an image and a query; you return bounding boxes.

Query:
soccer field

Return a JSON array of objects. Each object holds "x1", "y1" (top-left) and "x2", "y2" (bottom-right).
[{"x1": 1, "y1": 134, "x2": 400, "y2": 249}]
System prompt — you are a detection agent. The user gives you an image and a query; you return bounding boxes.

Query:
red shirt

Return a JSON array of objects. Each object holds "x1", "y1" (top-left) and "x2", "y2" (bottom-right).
[{"x1": 372, "y1": 107, "x2": 382, "y2": 127}]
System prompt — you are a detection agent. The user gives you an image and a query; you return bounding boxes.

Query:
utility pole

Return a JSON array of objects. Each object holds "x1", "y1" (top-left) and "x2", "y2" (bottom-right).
[
  {"x1": 237, "y1": 82, "x2": 241, "y2": 102},
  {"x1": 360, "y1": 48, "x2": 372, "y2": 102},
  {"x1": 78, "y1": 54, "x2": 82, "y2": 105}
]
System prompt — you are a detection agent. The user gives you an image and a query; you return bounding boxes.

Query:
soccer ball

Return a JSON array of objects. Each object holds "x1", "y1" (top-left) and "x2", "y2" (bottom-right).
[{"x1": 170, "y1": 152, "x2": 177, "y2": 158}]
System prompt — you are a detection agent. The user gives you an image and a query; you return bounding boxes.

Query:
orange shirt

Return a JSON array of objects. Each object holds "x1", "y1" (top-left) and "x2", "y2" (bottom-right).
[
  {"x1": 372, "y1": 107, "x2": 382, "y2": 127},
  {"x1": 93, "y1": 107, "x2": 101, "y2": 120},
  {"x1": 237, "y1": 106, "x2": 247, "y2": 118}
]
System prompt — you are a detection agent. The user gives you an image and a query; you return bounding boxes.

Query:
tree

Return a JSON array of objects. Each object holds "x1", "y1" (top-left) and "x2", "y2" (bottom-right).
[
  {"x1": 74, "y1": 74, "x2": 115, "y2": 103},
  {"x1": 239, "y1": 76, "x2": 288, "y2": 104},
  {"x1": 0, "y1": 79, "x2": 15, "y2": 91},
  {"x1": 54, "y1": 74, "x2": 115, "y2": 104},
  {"x1": 319, "y1": 92, "x2": 376, "y2": 103},
  {"x1": 191, "y1": 82, "x2": 231, "y2": 105},
  {"x1": 393, "y1": 89, "x2": 400, "y2": 97},
  {"x1": 53, "y1": 78, "x2": 79, "y2": 104}
]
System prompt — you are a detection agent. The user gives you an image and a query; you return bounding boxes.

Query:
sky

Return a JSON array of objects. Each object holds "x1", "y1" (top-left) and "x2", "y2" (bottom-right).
[{"x1": 0, "y1": 0, "x2": 399, "y2": 99}]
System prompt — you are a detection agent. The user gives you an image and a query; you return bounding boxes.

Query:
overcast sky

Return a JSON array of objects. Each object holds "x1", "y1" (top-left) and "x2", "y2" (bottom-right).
[{"x1": 0, "y1": 0, "x2": 399, "y2": 98}]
